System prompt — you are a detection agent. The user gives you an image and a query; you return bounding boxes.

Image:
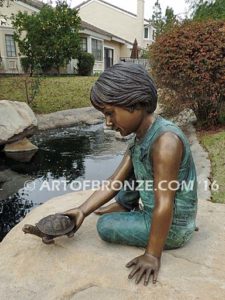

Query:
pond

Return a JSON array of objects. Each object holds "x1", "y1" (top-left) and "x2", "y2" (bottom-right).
[{"x1": 0, "y1": 124, "x2": 128, "y2": 241}]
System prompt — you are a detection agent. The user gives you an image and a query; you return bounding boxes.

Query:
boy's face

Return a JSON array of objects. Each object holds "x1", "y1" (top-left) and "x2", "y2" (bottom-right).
[{"x1": 102, "y1": 104, "x2": 146, "y2": 136}]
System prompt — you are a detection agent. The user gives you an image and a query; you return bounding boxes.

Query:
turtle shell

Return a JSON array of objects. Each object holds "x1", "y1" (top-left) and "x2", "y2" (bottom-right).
[{"x1": 36, "y1": 214, "x2": 75, "y2": 236}]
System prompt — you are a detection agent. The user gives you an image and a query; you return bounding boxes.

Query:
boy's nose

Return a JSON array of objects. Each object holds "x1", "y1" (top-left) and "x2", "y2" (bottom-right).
[{"x1": 105, "y1": 116, "x2": 113, "y2": 127}]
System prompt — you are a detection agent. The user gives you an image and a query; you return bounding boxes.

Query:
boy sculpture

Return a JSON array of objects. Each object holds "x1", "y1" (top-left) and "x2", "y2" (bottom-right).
[{"x1": 65, "y1": 63, "x2": 198, "y2": 285}]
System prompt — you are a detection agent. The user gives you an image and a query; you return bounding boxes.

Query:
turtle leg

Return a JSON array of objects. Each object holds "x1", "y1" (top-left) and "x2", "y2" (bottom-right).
[
  {"x1": 67, "y1": 231, "x2": 74, "y2": 238},
  {"x1": 42, "y1": 235, "x2": 55, "y2": 244}
]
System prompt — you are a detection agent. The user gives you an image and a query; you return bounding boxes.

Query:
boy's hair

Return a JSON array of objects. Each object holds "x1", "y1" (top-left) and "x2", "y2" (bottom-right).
[{"x1": 90, "y1": 62, "x2": 157, "y2": 113}]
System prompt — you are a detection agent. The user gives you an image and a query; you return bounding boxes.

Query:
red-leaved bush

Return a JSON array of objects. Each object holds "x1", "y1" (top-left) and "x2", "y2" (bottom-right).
[{"x1": 149, "y1": 20, "x2": 225, "y2": 127}]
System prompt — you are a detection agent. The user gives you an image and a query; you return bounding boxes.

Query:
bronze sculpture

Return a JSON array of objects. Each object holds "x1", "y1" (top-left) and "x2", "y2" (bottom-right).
[
  {"x1": 22, "y1": 214, "x2": 75, "y2": 244},
  {"x1": 23, "y1": 63, "x2": 198, "y2": 286}
]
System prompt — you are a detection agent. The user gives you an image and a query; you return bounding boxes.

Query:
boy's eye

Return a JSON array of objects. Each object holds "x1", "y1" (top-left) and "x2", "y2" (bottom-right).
[{"x1": 105, "y1": 111, "x2": 113, "y2": 116}]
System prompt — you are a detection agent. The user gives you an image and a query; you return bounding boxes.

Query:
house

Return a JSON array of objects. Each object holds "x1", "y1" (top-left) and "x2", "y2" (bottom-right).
[
  {"x1": 0, "y1": 0, "x2": 154, "y2": 74},
  {"x1": 75, "y1": 0, "x2": 155, "y2": 54},
  {"x1": 70, "y1": 20, "x2": 133, "y2": 73},
  {"x1": 73, "y1": 0, "x2": 155, "y2": 72},
  {"x1": 0, "y1": 0, "x2": 43, "y2": 74}
]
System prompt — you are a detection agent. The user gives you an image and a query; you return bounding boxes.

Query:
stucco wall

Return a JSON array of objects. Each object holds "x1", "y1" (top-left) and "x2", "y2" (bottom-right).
[
  {"x1": 104, "y1": 40, "x2": 121, "y2": 65},
  {"x1": 0, "y1": 27, "x2": 22, "y2": 73},
  {"x1": 91, "y1": 39, "x2": 126, "y2": 73},
  {"x1": 78, "y1": 1, "x2": 146, "y2": 47},
  {"x1": 0, "y1": 1, "x2": 39, "y2": 73}
]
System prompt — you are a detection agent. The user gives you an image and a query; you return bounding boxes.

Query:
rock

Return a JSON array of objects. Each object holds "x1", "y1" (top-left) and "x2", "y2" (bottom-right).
[
  {"x1": 171, "y1": 109, "x2": 197, "y2": 127},
  {"x1": 0, "y1": 191, "x2": 225, "y2": 299},
  {"x1": 37, "y1": 107, "x2": 104, "y2": 131},
  {"x1": 185, "y1": 125, "x2": 211, "y2": 201},
  {"x1": 3, "y1": 138, "x2": 38, "y2": 162},
  {"x1": 4, "y1": 138, "x2": 38, "y2": 152},
  {"x1": 0, "y1": 100, "x2": 38, "y2": 145},
  {"x1": 0, "y1": 124, "x2": 223, "y2": 299},
  {"x1": 4, "y1": 149, "x2": 38, "y2": 163}
]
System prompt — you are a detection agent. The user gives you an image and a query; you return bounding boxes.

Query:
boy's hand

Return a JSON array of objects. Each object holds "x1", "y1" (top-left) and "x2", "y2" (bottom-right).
[
  {"x1": 63, "y1": 208, "x2": 85, "y2": 233},
  {"x1": 126, "y1": 253, "x2": 160, "y2": 285}
]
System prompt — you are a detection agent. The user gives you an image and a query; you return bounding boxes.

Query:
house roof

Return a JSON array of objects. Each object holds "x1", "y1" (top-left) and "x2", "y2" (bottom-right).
[
  {"x1": 19, "y1": 0, "x2": 44, "y2": 10},
  {"x1": 80, "y1": 20, "x2": 133, "y2": 45},
  {"x1": 75, "y1": 0, "x2": 150, "y2": 22}
]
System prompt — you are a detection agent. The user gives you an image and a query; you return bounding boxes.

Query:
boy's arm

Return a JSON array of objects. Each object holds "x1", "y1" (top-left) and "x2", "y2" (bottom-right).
[
  {"x1": 146, "y1": 131, "x2": 183, "y2": 257},
  {"x1": 126, "y1": 132, "x2": 183, "y2": 285},
  {"x1": 64, "y1": 150, "x2": 133, "y2": 229}
]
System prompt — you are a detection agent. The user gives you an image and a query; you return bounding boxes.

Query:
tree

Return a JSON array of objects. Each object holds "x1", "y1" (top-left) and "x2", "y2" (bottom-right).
[
  {"x1": 163, "y1": 7, "x2": 178, "y2": 32},
  {"x1": 186, "y1": 0, "x2": 225, "y2": 20},
  {"x1": 151, "y1": 2, "x2": 178, "y2": 37},
  {"x1": 12, "y1": 1, "x2": 81, "y2": 75},
  {"x1": 193, "y1": 0, "x2": 225, "y2": 20},
  {"x1": 151, "y1": 0, "x2": 164, "y2": 37}
]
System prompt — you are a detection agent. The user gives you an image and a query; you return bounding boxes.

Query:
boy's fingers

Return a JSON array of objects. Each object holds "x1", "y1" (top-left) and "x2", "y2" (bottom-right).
[
  {"x1": 126, "y1": 258, "x2": 137, "y2": 268},
  {"x1": 128, "y1": 266, "x2": 140, "y2": 279},
  {"x1": 144, "y1": 269, "x2": 152, "y2": 286},
  {"x1": 152, "y1": 269, "x2": 159, "y2": 284},
  {"x1": 135, "y1": 268, "x2": 145, "y2": 284}
]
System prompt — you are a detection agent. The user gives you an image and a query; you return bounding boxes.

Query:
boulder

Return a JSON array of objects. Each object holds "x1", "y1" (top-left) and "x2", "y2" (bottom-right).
[
  {"x1": 0, "y1": 100, "x2": 38, "y2": 145},
  {"x1": 0, "y1": 124, "x2": 224, "y2": 299},
  {"x1": 171, "y1": 109, "x2": 197, "y2": 127},
  {"x1": 4, "y1": 137, "x2": 38, "y2": 152},
  {"x1": 3, "y1": 136, "x2": 38, "y2": 162},
  {"x1": 37, "y1": 107, "x2": 104, "y2": 130},
  {"x1": 0, "y1": 191, "x2": 225, "y2": 300}
]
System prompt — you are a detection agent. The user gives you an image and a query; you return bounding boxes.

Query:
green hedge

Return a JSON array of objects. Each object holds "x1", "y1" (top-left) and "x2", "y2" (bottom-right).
[{"x1": 78, "y1": 52, "x2": 95, "y2": 76}]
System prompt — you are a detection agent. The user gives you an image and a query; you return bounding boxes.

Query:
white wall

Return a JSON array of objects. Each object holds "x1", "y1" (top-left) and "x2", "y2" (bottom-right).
[
  {"x1": 78, "y1": 0, "x2": 153, "y2": 48},
  {"x1": 0, "y1": 1, "x2": 39, "y2": 73}
]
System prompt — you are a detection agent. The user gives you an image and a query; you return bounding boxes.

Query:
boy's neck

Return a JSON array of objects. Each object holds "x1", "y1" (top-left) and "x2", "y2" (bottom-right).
[{"x1": 135, "y1": 113, "x2": 156, "y2": 140}]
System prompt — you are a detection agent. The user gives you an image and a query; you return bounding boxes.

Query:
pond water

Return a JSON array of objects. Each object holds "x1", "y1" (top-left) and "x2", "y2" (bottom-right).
[{"x1": 0, "y1": 124, "x2": 127, "y2": 241}]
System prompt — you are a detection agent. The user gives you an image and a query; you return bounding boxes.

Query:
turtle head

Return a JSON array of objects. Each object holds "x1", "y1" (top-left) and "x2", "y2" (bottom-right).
[
  {"x1": 22, "y1": 224, "x2": 43, "y2": 238},
  {"x1": 22, "y1": 224, "x2": 35, "y2": 234}
]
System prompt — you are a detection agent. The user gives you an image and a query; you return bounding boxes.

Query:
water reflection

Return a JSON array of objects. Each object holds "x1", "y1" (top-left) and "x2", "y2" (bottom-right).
[
  {"x1": 0, "y1": 124, "x2": 127, "y2": 241},
  {"x1": 0, "y1": 193, "x2": 33, "y2": 241}
]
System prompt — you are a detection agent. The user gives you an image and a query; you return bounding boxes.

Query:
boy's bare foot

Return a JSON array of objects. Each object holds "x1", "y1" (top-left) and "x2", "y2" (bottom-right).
[{"x1": 95, "y1": 202, "x2": 128, "y2": 215}]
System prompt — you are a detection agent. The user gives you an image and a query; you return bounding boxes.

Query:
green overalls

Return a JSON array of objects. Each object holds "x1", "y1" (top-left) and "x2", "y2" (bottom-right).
[{"x1": 97, "y1": 115, "x2": 198, "y2": 249}]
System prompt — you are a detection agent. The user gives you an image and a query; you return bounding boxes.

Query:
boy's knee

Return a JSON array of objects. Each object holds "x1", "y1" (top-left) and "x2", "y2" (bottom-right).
[{"x1": 96, "y1": 215, "x2": 113, "y2": 242}]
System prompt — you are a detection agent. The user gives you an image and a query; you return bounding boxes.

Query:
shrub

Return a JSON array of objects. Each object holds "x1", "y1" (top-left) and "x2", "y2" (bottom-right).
[
  {"x1": 20, "y1": 57, "x2": 31, "y2": 73},
  {"x1": 149, "y1": 20, "x2": 225, "y2": 127},
  {"x1": 157, "y1": 88, "x2": 185, "y2": 118},
  {"x1": 77, "y1": 52, "x2": 95, "y2": 76}
]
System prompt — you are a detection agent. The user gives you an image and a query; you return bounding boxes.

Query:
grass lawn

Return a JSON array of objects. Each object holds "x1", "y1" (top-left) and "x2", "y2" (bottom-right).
[
  {"x1": 199, "y1": 130, "x2": 225, "y2": 203},
  {"x1": 0, "y1": 76, "x2": 98, "y2": 114}
]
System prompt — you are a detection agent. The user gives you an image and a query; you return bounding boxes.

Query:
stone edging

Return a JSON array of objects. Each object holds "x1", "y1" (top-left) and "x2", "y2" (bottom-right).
[
  {"x1": 185, "y1": 124, "x2": 211, "y2": 201},
  {"x1": 36, "y1": 107, "x2": 104, "y2": 131}
]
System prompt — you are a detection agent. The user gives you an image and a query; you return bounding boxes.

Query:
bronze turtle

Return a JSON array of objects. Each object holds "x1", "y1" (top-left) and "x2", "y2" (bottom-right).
[{"x1": 22, "y1": 213, "x2": 75, "y2": 244}]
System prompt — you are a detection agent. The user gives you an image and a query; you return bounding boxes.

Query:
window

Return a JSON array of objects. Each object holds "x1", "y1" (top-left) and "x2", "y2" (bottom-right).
[
  {"x1": 144, "y1": 27, "x2": 149, "y2": 39},
  {"x1": 80, "y1": 37, "x2": 87, "y2": 52},
  {"x1": 91, "y1": 39, "x2": 103, "y2": 61},
  {"x1": 104, "y1": 48, "x2": 113, "y2": 69},
  {"x1": 5, "y1": 35, "x2": 16, "y2": 57},
  {"x1": 152, "y1": 30, "x2": 156, "y2": 41}
]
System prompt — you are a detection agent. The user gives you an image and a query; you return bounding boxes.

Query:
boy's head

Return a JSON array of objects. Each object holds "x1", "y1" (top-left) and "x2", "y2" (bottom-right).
[{"x1": 90, "y1": 63, "x2": 157, "y2": 113}]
